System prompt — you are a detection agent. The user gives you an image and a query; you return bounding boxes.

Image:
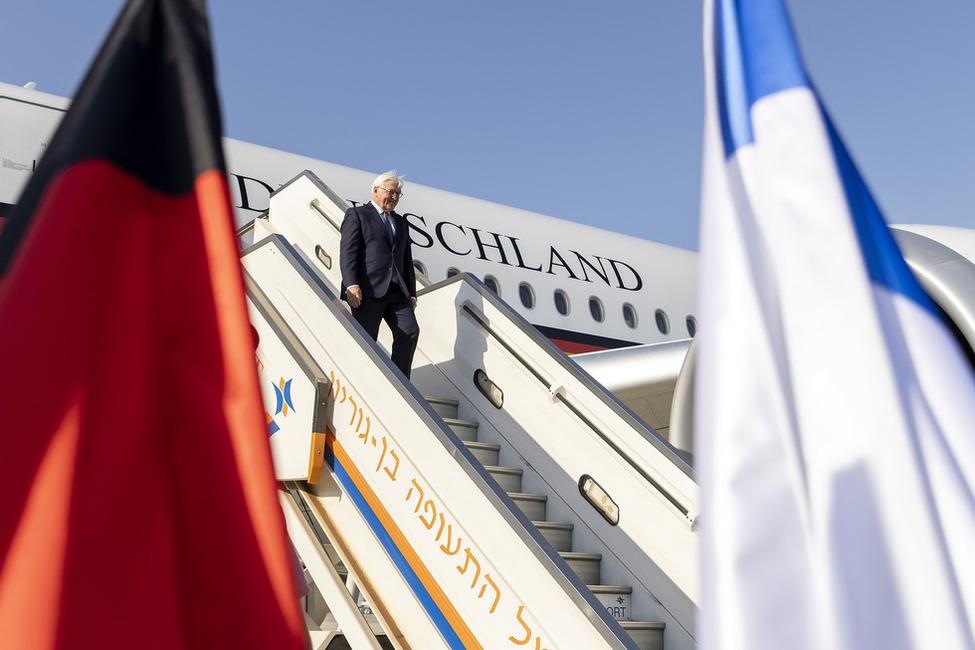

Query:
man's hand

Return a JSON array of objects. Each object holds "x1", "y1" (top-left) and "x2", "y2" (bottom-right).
[
  {"x1": 347, "y1": 285, "x2": 363, "y2": 308},
  {"x1": 411, "y1": 297, "x2": 418, "y2": 310}
]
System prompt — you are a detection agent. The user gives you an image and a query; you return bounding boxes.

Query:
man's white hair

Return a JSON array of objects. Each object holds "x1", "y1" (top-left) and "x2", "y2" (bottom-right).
[{"x1": 372, "y1": 170, "x2": 404, "y2": 191}]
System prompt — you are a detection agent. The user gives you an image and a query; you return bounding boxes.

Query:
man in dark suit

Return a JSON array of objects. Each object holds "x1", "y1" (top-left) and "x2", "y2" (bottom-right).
[{"x1": 340, "y1": 171, "x2": 419, "y2": 378}]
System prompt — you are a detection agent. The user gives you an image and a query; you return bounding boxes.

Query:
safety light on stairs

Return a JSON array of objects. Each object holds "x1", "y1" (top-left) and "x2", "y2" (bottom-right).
[
  {"x1": 474, "y1": 369, "x2": 503, "y2": 409},
  {"x1": 579, "y1": 474, "x2": 619, "y2": 526},
  {"x1": 315, "y1": 244, "x2": 332, "y2": 269}
]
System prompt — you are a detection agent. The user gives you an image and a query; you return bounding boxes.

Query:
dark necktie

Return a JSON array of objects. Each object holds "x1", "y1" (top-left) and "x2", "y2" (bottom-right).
[{"x1": 381, "y1": 212, "x2": 395, "y2": 242}]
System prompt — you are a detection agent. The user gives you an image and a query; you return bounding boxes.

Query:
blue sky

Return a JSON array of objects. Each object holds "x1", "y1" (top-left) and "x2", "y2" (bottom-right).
[{"x1": 2, "y1": 1, "x2": 973, "y2": 251}]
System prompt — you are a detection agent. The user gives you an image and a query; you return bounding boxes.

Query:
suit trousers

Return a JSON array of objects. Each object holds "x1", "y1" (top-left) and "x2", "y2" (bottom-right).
[{"x1": 350, "y1": 289, "x2": 420, "y2": 379}]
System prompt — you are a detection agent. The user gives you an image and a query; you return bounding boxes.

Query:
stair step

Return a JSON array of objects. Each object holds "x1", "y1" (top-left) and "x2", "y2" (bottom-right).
[
  {"x1": 324, "y1": 636, "x2": 395, "y2": 650},
  {"x1": 424, "y1": 395, "x2": 661, "y2": 650},
  {"x1": 508, "y1": 492, "x2": 547, "y2": 520},
  {"x1": 534, "y1": 521, "x2": 573, "y2": 552},
  {"x1": 485, "y1": 465, "x2": 522, "y2": 492},
  {"x1": 443, "y1": 417, "x2": 479, "y2": 442},
  {"x1": 317, "y1": 613, "x2": 396, "y2": 649},
  {"x1": 589, "y1": 585, "x2": 633, "y2": 620},
  {"x1": 425, "y1": 396, "x2": 458, "y2": 419},
  {"x1": 464, "y1": 440, "x2": 499, "y2": 465},
  {"x1": 560, "y1": 551, "x2": 601, "y2": 585},
  {"x1": 619, "y1": 621, "x2": 665, "y2": 650}
]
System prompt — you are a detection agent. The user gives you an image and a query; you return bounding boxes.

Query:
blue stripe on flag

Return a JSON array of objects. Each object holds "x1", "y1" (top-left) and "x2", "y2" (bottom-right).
[
  {"x1": 717, "y1": 0, "x2": 935, "y2": 315},
  {"x1": 823, "y1": 109, "x2": 938, "y2": 313},
  {"x1": 738, "y1": 0, "x2": 807, "y2": 104},
  {"x1": 717, "y1": 0, "x2": 808, "y2": 157},
  {"x1": 717, "y1": 0, "x2": 752, "y2": 155}
]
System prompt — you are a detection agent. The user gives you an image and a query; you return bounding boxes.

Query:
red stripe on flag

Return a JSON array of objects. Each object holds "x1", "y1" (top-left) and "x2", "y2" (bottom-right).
[{"x1": 0, "y1": 161, "x2": 305, "y2": 647}]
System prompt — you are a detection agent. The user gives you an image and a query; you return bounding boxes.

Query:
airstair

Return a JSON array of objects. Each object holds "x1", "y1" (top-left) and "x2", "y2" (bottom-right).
[{"x1": 240, "y1": 171, "x2": 700, "y2": 650}]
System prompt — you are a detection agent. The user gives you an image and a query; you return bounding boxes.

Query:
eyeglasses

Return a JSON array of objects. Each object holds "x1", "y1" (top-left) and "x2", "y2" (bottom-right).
[{"x1": 377, "y1": 186, "x2": 403, "y2": 198}]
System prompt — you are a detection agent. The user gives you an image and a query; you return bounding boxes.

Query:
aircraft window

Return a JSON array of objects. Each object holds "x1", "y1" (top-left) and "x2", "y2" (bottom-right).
[
  {"x1": 519, "y1": 282, "x2": 536, "y2": 309},
  {"x1": 686, "y1": 315, "x2": 698, "y2": 337},
  {"x1": 622, "y1": 303, "x2": 638, "y2": 329},
  {"x1": 484, "y1": 275, "x2": 500, "y2": 296},
  {"x1": 413, "y1": 260, "x2": 427, "y2": 277},
  {"x1": 554, "y1": 290, "x2": 570, "y2": 316},
  {"x1": 446, "y1": 267, "x2": 461, "y2": 279},
  {"x1": 589, "y1": 296, "x2": 605, "y2": 323},
  {"x1": 655, "y1": 309, "x2": 670, "y2": 335}
]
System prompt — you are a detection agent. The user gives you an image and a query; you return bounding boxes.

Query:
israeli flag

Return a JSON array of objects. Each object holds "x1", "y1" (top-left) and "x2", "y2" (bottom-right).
[{"x1": 696, "y1": 1, "x2": 975, "y2": 649}]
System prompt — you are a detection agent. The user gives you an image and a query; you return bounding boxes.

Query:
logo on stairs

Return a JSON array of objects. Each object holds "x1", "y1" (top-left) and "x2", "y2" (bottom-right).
[{"x1": 265, "y1": 376, "x2": 297, "y2": 435}]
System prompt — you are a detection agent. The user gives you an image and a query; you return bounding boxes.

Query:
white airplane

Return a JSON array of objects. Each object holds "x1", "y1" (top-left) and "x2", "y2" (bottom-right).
[
  {"x1": 3, "y1": 78, "x2": 974, "y2": 417},
  {"x1": 0, "y1": 80, "x2": 699, "y2": 357}
]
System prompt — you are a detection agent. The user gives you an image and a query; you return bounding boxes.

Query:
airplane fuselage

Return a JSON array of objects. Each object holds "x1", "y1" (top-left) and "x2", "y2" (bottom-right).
[{"x1": 0, "y1": 81, "x2": 699, "y2": 354}]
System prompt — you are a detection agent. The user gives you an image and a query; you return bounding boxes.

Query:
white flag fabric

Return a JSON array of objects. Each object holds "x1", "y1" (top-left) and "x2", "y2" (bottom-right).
[{"x1": 696, "y1": 1, "x2": 975, "y2": 649}]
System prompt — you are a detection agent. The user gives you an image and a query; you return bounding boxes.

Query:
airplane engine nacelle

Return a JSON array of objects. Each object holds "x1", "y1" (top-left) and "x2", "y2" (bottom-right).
[{"x1": 892, "y1": 226, "x2": 975, "y2": 365}]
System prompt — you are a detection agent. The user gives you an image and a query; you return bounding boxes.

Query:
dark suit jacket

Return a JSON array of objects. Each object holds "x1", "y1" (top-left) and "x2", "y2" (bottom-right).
[{"x1": 340, "y1": 202, "x2": 417, "y2": 301}]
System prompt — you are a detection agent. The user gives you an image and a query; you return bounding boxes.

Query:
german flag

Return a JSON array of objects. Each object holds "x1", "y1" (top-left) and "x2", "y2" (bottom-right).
[{"x1": 0, "y1": 1, "x2": 307, "y2": 648}]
